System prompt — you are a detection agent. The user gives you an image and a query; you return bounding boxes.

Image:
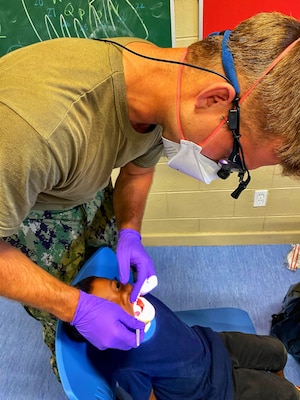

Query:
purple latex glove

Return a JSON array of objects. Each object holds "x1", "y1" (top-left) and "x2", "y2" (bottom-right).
[
  {"x1": 116, "y1": 228, "x2": 158, "y2": 302},
  {"x1": 71, "y1": 291, "x2": 145, "y2": 350}
]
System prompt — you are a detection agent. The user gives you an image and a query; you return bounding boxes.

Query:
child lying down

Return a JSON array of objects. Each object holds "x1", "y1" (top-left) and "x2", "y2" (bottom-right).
[{"x1": 65, "y1": 276, "x2": 300, "y2": 400}]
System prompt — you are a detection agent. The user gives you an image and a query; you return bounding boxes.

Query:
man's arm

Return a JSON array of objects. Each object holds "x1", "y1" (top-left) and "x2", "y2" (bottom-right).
[
  {"x1": 0, "y1": 239, "x2": 79, "y2": 321},
  {"x1": 113, "y1": 162, "x2": 158, "y2": 300},
  {"x1": 0, "y1": 162, "x2": 155, "y2": 319},
  {"x1": 0, "y1": 239, "x2": 144, "y2": 350},
  {"x1": 113, "y1": 162, "x2": 155, "y2": 231}
]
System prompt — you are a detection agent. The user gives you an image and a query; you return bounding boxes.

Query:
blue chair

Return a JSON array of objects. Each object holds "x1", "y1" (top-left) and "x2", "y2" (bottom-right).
[{"x1": 56, "y1": 247, "x2": 256, "y2": 400}]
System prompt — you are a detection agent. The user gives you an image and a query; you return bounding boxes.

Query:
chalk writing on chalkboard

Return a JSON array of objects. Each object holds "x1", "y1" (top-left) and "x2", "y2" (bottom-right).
[{"x1": 0, "y1": 0, "x2": 174, "y2": 55}]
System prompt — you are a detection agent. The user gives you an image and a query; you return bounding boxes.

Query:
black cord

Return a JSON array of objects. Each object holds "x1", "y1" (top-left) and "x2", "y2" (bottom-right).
[
  {"x1": 97, "y1": 38, "x2": 233, "y2": 85},
  {"x1": 97, "y1": 38, "x2": 252, "y2": 198}
]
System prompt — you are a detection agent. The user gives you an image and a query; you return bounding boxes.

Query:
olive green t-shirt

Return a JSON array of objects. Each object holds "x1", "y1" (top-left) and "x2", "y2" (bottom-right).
[{"x1": 0, "y1": 37, "x2": 163, "y2": 236}]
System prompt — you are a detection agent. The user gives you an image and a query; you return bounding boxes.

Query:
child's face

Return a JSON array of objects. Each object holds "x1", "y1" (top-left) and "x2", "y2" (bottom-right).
[{"x1": 90, "y1": 278, "x2": 135, "y2": 317}]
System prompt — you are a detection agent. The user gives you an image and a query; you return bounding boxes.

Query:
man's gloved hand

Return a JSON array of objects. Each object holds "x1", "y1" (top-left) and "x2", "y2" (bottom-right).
[
  {"x1": 116, "y1": 228, "x2": 158, "y2": 302},
  {"x1": 71, "y1": 290, "x2": 145, "y2": 350}
]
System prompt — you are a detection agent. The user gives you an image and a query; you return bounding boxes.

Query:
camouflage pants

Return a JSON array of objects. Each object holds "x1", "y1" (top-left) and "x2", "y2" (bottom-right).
[{"x1": 3, "y1": 182, "x2": 117, "y2": 379}]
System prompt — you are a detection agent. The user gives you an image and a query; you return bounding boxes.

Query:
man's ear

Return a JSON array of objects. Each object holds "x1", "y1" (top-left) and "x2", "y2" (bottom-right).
[{"x1": 194, "y1": 83, "x2": 236, "y2": 109}]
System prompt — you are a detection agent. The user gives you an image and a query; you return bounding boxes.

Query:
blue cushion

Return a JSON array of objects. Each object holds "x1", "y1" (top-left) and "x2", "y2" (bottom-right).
[
  {"x1": 176, "y1": 308, "x2": 256, "y2": 334},
  {"x1": 56, "y1": 247, "x2": 255, "y2": 400}
]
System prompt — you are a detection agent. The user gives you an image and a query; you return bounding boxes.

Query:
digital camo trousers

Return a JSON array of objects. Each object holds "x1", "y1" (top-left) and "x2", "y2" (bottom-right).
[{"x1": 3, "y1": 182, "x2": 117, "y2": 378}]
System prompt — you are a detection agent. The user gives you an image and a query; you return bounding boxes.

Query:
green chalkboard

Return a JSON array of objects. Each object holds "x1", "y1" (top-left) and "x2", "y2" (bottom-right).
[{"x1": 0, "y1": 0, "x2": 174, "y2": 56}]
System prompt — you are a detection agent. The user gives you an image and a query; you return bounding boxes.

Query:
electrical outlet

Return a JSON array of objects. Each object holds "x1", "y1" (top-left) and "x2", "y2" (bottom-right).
[{"x1": 253, "y1": 190, "x2": 268, "y2": 207}]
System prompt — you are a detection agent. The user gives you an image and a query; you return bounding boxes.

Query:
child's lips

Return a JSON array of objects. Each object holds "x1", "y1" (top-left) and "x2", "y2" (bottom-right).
[
  {"x1": 136, "y1": 297, "x2": 145, "y2": 310},
  {"x1": 134, "y1": 297, "x2": 145, "y2": 318},
  {"x1": 133, "y1": 297, "x2": 156, "y2": 335},
  {"x1": 133, "y1": 296, "x2": 155, "y2": 326}
]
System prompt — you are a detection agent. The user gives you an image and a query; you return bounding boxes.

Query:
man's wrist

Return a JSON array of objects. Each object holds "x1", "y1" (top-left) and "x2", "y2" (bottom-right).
[
  {"x1": 55, "y1": 286, "x2": 81, "y2": 322},
  {"x1": 118, "y1": 228, "x2": 141, "y2": 240}
]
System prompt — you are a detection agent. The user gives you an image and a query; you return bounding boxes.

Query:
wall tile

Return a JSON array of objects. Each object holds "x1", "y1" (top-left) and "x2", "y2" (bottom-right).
[
  {"x1": 151, "y1": 163, "x2": 200, "y2": 192},
  {"x1": 143, "y1": 193, "x2": 168, "y2": 219},
  {"x1": 265, "y1": 188, "x2": 300, "y2": 215},
  {"x1": 272, "y1": 166, "x2": 300, "y2": 188},
  {"x1": 142, "y1": 218, "x2": 199, "y2": 234},
  {"x1": 200, "y1": 217, "x2": 264, "y2": 233},
  {"x1": 264, "y1": 215, "x2": 300, "y2": 232},
  {"x1": 166, "y1": 191, "x2": 234, "y2": 218},
  {"x1": 174, "y1": 0, "x2": 199, "y2": 38}
]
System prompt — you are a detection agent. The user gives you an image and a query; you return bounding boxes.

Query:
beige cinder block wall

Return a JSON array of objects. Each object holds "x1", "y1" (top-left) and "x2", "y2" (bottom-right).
[{"x1": 141, "y1": 0, "x2": 300, "y2": 246}]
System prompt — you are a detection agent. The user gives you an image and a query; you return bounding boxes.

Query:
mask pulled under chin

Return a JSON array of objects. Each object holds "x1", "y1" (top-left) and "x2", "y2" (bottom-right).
[{"x1": 162, "y1": 138, "x2": 221, "y2": 184}]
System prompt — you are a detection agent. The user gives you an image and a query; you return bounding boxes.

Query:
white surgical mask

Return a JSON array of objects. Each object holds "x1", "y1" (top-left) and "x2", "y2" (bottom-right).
[{"x1": 162, "y1": 137, "x2": 221, "y2": 184}]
